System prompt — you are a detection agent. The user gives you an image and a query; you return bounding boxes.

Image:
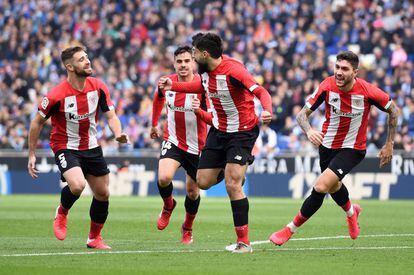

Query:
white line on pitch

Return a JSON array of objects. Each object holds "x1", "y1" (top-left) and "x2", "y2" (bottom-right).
[
  {"x1": 248, "y1": 233, "x2": 414, "y2": 246},
  {"x1": 1, "y1": 246, "x2": 414, "y2": 257}
]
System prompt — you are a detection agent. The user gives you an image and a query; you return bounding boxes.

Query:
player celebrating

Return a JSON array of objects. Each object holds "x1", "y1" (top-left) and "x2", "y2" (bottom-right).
[
  {"x1": 269, "y1": 51, "x2": 399, "y2": 246},
  {"x1": 159, "y1": 33, "x2": 273, "y2": 253},
  {"x1": 151, "y1": 45, "x2": 217, "y2": 244},
  {"x1": 27, "y1": 46, "x2": 129, "y2": 249}
]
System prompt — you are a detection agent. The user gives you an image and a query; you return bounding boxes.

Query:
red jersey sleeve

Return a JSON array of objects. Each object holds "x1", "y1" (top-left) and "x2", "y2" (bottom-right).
[
  {"x1": 306, "y1": 78, "x2": 329, "y2": 111},
  {"x1": 365, "y1": 81, "x2": 391, "y2": 111},
  {"x1": 97, "y1": 79, "x2": 114, "y2": 112},
  {"x1": 229, "y1": 62, "x2": 259, "y2": 93},
  {"x1": 38, "y1": 92, "x2": 60, "y2": 119}
]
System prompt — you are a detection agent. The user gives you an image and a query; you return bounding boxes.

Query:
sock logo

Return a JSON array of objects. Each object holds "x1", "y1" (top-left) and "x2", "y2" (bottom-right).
[
  {"x1": 337, "y1": 168, "x2": 343, "y2": 175},
  {"x1": 58, "y1": 153, "x2": 67, "y2": 169}
]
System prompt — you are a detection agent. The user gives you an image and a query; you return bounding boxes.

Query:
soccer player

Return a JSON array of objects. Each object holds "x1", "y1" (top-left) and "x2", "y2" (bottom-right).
[
  {"x1": 269, "y1": 51, "x2": 399, "y2": 246},
  {"x1": 151, "y1": 45, "x2": 216, "y2": 244},
  {"x1": 27, "y1": 46, "x2": 129, "y2": 249},
  {"x1": 159, "y1": 33, "x2": 273, "y2": 253}
]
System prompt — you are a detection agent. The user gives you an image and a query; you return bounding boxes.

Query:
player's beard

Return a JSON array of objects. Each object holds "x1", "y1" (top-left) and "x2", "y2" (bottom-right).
[
  {"x1": 195, "y1": 60, "x2": 209, "y2": 74},
  {"x1": 74, "y1": 67, "x2": 92, "y2": 77}
]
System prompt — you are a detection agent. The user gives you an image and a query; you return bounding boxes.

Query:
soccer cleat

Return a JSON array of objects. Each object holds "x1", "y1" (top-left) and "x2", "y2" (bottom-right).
[
  {"x1": 53, "y1": 206, "x2": 67, "y2": 241},
  {"x1": 87, "y1": 235, "x2": 111, "y2": 249},
  {"x1": 181, "y1": 225, "x2": 193, "y2": 245},
  {"x1": 231, "y1": 242, "x2": 253, "y2": 253},
  {"x1": 269, "y1": 226, "x2": 294, "y2": 246},
  {"x1": 157, "y1": 199, "x2": 177, "y2": 230},
  {"x1": 347, "y1": 204, "x2": 362, "y2": 240}
]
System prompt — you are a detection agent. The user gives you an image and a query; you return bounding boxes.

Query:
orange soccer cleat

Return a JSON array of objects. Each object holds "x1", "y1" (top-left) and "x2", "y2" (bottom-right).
[
  {"x1": 157, "y1": 199, "x2": 177, "y2": 230},
  {"x1": 269, "y1": 226, "x2": 294, "y2": 246},
  {"x1": 181, "y1": 225, "x2": 193, "y2": 245},
  {"x1": 53, "y1": 205, "x2": 68, "y2": 241},
  {"x1": 87, "y1": 235, "x2": 111, "y2": 250},
  {"x1": 347, "y1": 204, "x2": 362, "y2": 240}
]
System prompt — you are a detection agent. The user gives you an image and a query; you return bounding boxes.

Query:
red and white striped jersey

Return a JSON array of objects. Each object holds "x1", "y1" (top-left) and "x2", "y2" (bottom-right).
[
  {"x1": 38, "y1": 77, "x2": 114, "y2": 153},
  {"x1": 153, "y1": 74, "x2": 209, "y2": 155},
  {"x1": 201, "y1": 55, "x2": 261, "y2": 133},
  {"x1": 306, "y1": 76, "x2": 391, "y2": 150}
]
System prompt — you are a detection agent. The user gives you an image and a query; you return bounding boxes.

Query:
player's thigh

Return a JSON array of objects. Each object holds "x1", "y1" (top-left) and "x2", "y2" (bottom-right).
[
  {"x1": 86, "y1": 173, "x2": 110, "y2": 200},
  {"x1": 328, "y1": 149, "x2": 366, "y2": 179},
  {"x1": 225, "y1": 126, "x2": 259, "y2": 166},
  {"x1": 55, "y1": 150, "x2": 86, "y2": 194},
  {"x1": 62, "y1": 167, "x2": 87, "y2": 194},
  {"x1": 158, "y1": 158, "x2": 181, "y2": 185},
  {"x1": 314, "y1": 168, "x2": 340, "y2": 193},
  {"x1": 81, "y1": 147, "x2": 110, "y2": 179},
  {"x1": 196, "y1": 168, "x2": 223, "y2": 190}
]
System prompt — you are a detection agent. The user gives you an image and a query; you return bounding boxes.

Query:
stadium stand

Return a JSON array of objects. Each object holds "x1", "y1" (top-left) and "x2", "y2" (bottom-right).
[{"x1": 0, "y1": 0, "x2": 413, "y2": 155}]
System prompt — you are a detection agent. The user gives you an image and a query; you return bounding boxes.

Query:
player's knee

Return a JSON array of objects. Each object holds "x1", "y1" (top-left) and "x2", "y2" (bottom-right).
[
  {"x1": 95, "y1": 189, "x2": 110, "y2": 201},
  {"x1": 225, "y1": 180, "x2": 242, "y2": 196},
  {"x1": 197, "y1": 175, "x2": 212, "y2": 190},
  {"x1": 158, "y1": 175, "x2": 173, "y2": 187},
  {"x1": 68, "y1": 179, "x2": 86, "y2": 195},
  {"x1": 187, "y1": 188, "x2": 199, "y2": 200},
  {"x1": 314, "y1": 182, "x2": 330, "y2": 193}
]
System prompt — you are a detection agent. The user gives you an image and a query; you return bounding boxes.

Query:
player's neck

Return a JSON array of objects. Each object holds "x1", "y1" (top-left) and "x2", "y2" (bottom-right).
[
  {"x1": 339, "y1": 78, "x2": 356, "y2": 92},
  {"x1": 67, "y1": 75, "x2": 87, "y2": 91},
  {"x1": 207, "y1": 56, "x2": 222, "y2": 72},
  {"x1": 178, "y1": 73, "x2": 194, "y2": 82}
]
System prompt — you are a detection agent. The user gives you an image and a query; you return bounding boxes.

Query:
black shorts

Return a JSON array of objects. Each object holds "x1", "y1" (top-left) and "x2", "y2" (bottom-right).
[
  {"x1": 198, "y1": 126, "x2": 259, "y2": 169},
  {"x1": 319, "y1": 145, "x2": 366, "y2": 180},
  {"x1": 54, "y1": 146, "x2": 110, "y2": 182},
  {"x1": 159, "y1": 140, "x2": 199, "y2": 181}
]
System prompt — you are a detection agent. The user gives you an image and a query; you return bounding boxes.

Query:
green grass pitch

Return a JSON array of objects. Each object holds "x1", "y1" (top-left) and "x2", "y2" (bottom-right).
[{"x1": 0, "y1": 196, "x2": 413, "y2": 274}]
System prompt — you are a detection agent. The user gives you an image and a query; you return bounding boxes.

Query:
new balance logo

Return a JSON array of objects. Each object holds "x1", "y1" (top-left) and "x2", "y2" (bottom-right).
[
  {"x1": 337, "y1": 169, "x2": 343, "y2": 175},
  {"x1": 234, "y1": 155, "x2": 242, "y2": 161}
]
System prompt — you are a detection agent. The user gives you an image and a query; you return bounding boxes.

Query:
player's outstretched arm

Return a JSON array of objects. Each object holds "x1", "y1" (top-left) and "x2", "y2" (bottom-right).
[
  {"x1": 105, "y1": 110, "x2": 130, "y2": 144},
  {"x1": 28, "y1": 113, "x2": 48, "y2": 178},
  {"x1": 158, "y1": 77, "x2": 204, "y2": 94},
  {"x1": 378, "y1": 101, "x2": 399, "y2": 167},
  {"x1": 297, "y1": 105, "x2": 324, "y2": 146}
]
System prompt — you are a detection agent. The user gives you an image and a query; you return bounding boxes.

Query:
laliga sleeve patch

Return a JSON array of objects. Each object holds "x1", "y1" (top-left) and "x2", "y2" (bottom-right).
[{"x1": 41, "y1": 97, "x2": 49, "y2": 110}]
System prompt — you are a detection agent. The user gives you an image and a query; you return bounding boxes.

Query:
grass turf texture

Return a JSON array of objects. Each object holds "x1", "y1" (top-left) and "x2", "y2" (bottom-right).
[{"x1": 0, "y1": 196, "x2": 413, "y2": 274}]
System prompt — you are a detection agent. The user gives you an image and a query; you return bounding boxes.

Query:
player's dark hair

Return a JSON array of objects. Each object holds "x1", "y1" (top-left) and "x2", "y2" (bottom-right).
[
  {"x1": 174, "y1": 45, "x2": 192, "y2": 57},
  {"x1": 336, "y1": 51, "x2": 359, "y2": 70},
  {"x1": 191, "y1": 32, "x2": 223, "y2": 59},
  {"x1": 61, "y1": 46, "x2": 86, "y2": 64}
]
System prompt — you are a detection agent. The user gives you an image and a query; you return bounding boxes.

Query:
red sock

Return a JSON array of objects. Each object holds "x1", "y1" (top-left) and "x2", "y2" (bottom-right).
[
  {"x1": 58, "y1": 204, "x2": 68, "y2": 215},
  {"x1": 163, "y1": 195, "x2": 174, "y2": 209},
  {"x1": 89, "y1": 221, "x2": 104, "y2": 239},
  {"x1": 341, "y1": 200, "x2": 352, "y2": 212},
  {"x1": 235, "y1": 225, "x2": 250, "y2": 245},
  {"x1": 293, "y1": 212, "x2": 308, "y2": 227},
  {"x1": 183, "y1": 213, "x2": 196, "y2": 230}
]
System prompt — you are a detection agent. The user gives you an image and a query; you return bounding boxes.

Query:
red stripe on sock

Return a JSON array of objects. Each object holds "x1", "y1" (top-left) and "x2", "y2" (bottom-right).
[
  {"x1": 235, "y1": 225, "x2": 250, "y2": 244},
  {"x1": 58, "y1": 205, "x2": 68, "y2": 215},
  {"x1": 89, "y1": 221, "x2": 104, "y2": 239},
  {"x1": 293, "y1": 212, "x2": 308, "y2": 227},
  {"x1": 163, "y1": 195, "x2": 174, "y2": 210},
  {"x1": 341, "y1": 200, "x2": 352, "y2": 212},
  {"x1": 183, "y1": 213, "x2": 196, "y2": 229}
]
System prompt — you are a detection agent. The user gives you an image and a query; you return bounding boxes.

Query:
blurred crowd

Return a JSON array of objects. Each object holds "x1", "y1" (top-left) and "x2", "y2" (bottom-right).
[{"x1": 0, "y1": 0, "x2": 413, "y2": 156}]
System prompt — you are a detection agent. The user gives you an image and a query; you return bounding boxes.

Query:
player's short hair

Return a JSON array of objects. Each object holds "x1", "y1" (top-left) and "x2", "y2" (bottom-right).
[
  {"x1": 61, "y1": 46, "x2": 86, "y2": 64},
  {"x1": 174, "y1": 45, "x2": 192, "y2": 57},
  {"x1": 191, "y1": 32, "x2": 223, "y2": 59},
  {"x1": 336, "y1": 51, "x2": 359, "y2": 70}
]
